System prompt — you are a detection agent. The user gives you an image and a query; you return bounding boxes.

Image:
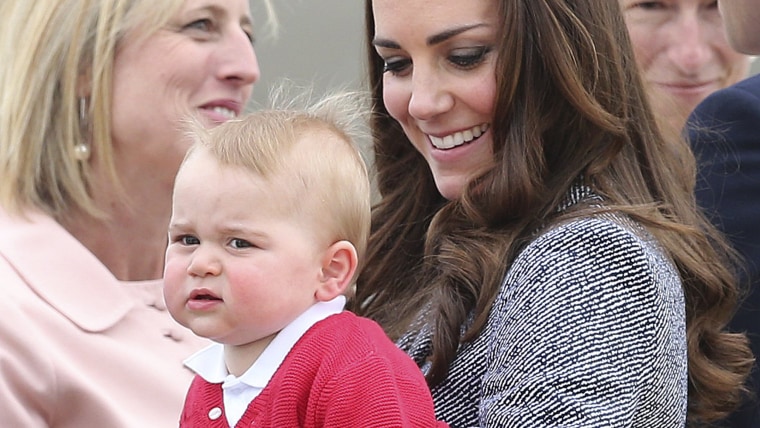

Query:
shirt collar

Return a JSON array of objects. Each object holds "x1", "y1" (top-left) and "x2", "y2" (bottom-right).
[
  {"x1": 0, "y1": 208, "x2": 133, "y2": 332},
  {"x1": 185, "y1": 295, "x2": 346, "y2": 387}
]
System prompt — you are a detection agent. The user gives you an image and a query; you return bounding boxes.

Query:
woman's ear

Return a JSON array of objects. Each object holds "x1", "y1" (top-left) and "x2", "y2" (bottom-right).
[{"x1": 315, "y1": 240, "x2": 358, "y2": 302}]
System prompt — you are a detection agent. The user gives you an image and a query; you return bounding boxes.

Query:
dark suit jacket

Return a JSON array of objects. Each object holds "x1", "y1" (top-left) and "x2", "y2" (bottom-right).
[{"x1": 688, "y1": 73, "x2": 760, "y2": 427}]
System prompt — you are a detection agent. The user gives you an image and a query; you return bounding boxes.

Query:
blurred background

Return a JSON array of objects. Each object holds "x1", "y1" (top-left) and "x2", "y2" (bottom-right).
[
  {"x1": 249, "y1": 0, "x2": 364, "y2": 108},
  {"x1": 249, "y1": 0, "x2": 760, "y2": 109}
]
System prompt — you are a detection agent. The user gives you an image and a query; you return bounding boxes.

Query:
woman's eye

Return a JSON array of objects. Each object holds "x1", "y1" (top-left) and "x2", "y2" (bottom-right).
[
  {"x1": 185, "y1": 18, "x2": 213, "y2": 33},
  {"x1": 382, "y1": 57, "x2": 412, "y2": 76},
  {"x1": 449, "y1": 46, "x2": 492, "y2": 69},
  {"x1": 245, "y1": 30, "x2": 255, "y2": 45},
  {"x1": 230, "y1": 238, "x2": 253, "y2": 249}
]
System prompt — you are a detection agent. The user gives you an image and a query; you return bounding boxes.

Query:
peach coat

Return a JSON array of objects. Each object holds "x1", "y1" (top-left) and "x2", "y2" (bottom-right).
[{"x1": 0, "y1": 207, "x2": 207, "y2": 427}]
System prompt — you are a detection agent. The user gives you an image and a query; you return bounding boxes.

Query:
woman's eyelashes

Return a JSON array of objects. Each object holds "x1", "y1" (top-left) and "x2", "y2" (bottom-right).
[
  {"x1": 380, "y1": 46, "x2": 493, "y2": 76},
  {"x1": 449, "y1": 46, "x2": 492, "y2": 69},
  {"x1": 186, "y1": 18, "x2": 212, "y2": 31},
  {"x1": 182, "y1": 17, "x2": 216, "y2": 38},
  {"x1": 382, "y1": 57, "x2": 411, "y2": 75},
  {"x1": 181, "y1": 17, "x2": 254, "y2": 44}
]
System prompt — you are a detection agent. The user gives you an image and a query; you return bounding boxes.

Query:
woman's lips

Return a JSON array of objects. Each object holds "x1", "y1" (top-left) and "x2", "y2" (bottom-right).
[
  {"x1": 199, "y1": 100, "x2": 242, "y2": 123},
  {"x1": 428, "y1": 123, "x2": 489, "y2": 150}
]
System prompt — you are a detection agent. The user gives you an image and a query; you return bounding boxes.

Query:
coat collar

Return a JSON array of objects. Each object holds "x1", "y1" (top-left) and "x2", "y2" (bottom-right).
[
  {"x1": 0, "y1": 208, "x2": 133, "y2": 332},
  {"x1": 557, "y1": 178, "x2": 602, "y2": 213}
]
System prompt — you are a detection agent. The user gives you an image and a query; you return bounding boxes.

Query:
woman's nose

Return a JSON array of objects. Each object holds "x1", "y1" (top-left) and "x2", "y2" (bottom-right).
[
  {"x1": 407, "y1": 67, "x2": 454, "y2": 120},
  {"x1": 215, "y1": 29, "x2": 261, "y2": 87}
]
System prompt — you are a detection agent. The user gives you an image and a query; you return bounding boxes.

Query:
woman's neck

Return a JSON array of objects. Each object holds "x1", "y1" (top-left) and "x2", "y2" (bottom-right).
[{"x1": 60, "y1": 184, "x2": 172, "y2": 282}]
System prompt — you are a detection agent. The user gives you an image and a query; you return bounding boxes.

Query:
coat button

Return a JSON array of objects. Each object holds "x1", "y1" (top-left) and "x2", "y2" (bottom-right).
[{"x1": 208, "y1": 407, "x2": 222, "y2": 420}]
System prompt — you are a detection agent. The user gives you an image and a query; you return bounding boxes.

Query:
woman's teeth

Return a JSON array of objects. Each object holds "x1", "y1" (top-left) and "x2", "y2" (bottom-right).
[
  {"x1": 429, "y1": 124, "x2": 489, "y2": 149},
  {"x1": 211, "y1": 106, "x2": 236, "y2": 119}
]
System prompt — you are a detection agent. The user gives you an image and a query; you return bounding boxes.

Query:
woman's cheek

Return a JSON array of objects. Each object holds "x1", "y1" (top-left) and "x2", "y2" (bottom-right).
[{"x1": 382, "y1": 79, "x2": 410, "y2": 122}]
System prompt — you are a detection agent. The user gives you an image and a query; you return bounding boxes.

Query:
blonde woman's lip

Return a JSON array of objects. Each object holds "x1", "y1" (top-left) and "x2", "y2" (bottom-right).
[{"x1": 200, "y1": 100, "x2": 243, "y2": 123}]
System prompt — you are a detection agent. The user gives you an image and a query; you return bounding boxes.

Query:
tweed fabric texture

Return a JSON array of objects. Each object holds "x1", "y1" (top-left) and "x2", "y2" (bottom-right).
[{"x1": 399, "y1": 187, "x2": 687, "y2": 427}]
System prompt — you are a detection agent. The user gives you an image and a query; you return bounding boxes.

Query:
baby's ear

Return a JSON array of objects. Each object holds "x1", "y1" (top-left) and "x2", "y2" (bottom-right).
[{"x1": 315, "y1": 240, "x2": 358, "y2": 302}]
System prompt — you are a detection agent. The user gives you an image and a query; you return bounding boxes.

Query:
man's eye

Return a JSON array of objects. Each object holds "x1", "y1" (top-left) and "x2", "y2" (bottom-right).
[{"x1": 632, "y1": 1, "x2": 666, "y2": 10}]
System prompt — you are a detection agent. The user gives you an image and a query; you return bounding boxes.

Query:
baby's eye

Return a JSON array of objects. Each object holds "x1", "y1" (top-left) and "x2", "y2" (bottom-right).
[
  {"x1": 449, "y1": 46, "x2": 492, "y2": 69},
  {"x1": 230, "y1": 238, "x2": 253, "y2": 249},
  {"x1": 179, "y1": 235, "x2": 200, "y2": 246}
]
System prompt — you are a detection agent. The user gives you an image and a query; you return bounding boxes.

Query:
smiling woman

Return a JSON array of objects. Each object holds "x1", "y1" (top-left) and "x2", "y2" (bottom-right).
[
  {"x1": 620, "y1": 0, "x2": 751, "y2": 134},
  {"x1": 372, "y1": 1, "x2": 497, "y2": 200},
  {"x1": 352, "y1": 0, "x2": 753, "y2": 426},
  {"x1": 0, "y1": 0, "x2": 267, "y2": 426}
]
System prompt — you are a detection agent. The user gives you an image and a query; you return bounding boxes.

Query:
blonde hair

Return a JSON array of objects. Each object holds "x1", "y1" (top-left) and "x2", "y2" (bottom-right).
[
  {"x1": 184, "y1": 88, "x2": 372, "y2": 260},
  {"x1": 0, "y1": 0, "x2": 275, "y2": 219}
]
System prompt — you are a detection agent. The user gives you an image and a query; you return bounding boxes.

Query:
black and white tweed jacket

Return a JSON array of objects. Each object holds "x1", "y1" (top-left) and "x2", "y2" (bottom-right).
[{"x1": 399, "y1": 187, "x2": 687, "y2": 427}]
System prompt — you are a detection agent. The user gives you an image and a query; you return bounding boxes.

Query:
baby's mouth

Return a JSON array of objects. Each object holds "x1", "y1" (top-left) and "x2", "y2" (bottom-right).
[{"x1": 189, "y1": 289, "x2": 222, "y2": 301}]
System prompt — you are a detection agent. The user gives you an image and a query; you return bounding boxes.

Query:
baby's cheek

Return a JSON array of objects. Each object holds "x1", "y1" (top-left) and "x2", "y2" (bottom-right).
[{"x1": 162, "y1": 264, "x2": 186, "y2": 316}]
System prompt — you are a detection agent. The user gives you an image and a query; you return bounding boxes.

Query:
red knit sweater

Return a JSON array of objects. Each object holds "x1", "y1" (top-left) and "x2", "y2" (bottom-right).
[{"x1": 179, "y1": 311, "x2": 448, "y2": 427}]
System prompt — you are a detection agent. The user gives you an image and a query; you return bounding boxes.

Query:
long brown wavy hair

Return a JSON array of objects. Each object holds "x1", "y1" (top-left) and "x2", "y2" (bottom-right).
[{"x1": 349, "y1": 0, "x2": 753, "y2": 424}]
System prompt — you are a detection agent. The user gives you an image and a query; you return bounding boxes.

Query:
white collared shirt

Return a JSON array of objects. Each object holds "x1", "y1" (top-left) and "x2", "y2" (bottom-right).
[{"x1": 183, "y1": 296, "x2": 346, "y2": 427}]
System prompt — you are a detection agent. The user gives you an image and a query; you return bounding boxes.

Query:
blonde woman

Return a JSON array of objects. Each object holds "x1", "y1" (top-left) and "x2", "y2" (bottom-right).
[{"x1": 0, "y1": 0, "x2": 267, "y2": 425}]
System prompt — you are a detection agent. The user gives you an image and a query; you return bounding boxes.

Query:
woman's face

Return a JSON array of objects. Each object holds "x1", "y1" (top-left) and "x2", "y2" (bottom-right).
[
  {"x1": 372, "y1": 0, "x2": 498, "y2": 200},
  {"x1": 110, "y1": 0, "x2": 259, "y2": 188},
  {"x1": 621, "y1": 0, "x2": 749, "y2": 129}
]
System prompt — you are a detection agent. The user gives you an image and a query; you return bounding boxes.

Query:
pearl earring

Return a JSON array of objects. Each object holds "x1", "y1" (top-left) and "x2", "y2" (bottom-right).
[{"x1": 75, "y1": 97, "x2": 91, "y2": 161}]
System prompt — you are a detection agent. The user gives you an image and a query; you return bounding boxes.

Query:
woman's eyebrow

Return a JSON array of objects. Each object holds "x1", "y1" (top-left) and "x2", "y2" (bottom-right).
[
  {"x1": 373, "y1": 23, "x2": 488, "y2": 49},
  {"x1": 427, "y1": 23, "x2": 487, "y2": 45}
]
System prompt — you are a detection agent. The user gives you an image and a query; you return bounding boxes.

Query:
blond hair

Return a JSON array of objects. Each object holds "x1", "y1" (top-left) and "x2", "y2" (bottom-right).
[
  {"x1": 0, "y1": 0, "x2": 275, "y2": 219},
  {"x1": 184, "y1": 88, "x2": 372, "y2": 260}
]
